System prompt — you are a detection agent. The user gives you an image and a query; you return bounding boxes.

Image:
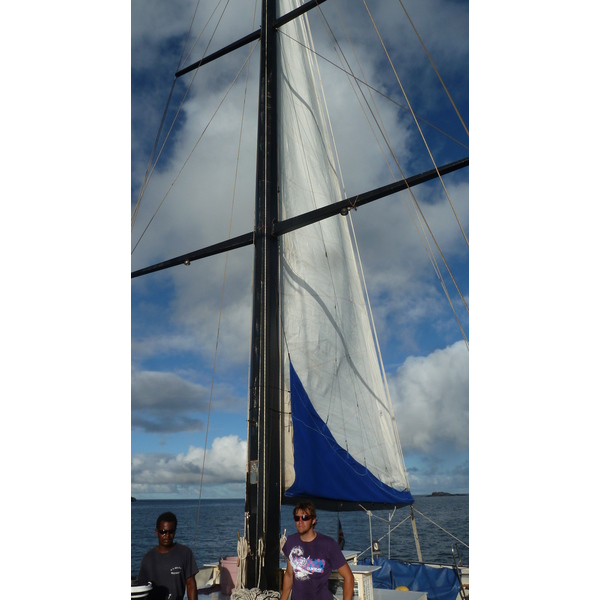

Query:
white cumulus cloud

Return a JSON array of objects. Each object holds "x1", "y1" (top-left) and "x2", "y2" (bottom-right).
[
  {"x1": 389, "y1": 341, "x2": 469, "y2": 453},
  {"x1": 132, "y1": 435, "x2": 247, "y2": 495}
]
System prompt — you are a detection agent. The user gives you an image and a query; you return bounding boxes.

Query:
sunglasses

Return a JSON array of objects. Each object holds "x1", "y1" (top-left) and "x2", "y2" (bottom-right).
[
  {"x1": 294, "y1": 515, "x2": 312, "y2": 522},
  {"x1": 158, "y1": 529, "x2": 176, "y2": 535}
]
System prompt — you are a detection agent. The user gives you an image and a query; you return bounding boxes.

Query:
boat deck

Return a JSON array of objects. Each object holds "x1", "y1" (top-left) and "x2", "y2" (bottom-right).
[
  {"x1": 197, "y1": 588, "x2": 230, "y2": 600},
  {"x1": 196, "y1": 588, "x2": 427, "y2": 600},
  {"x1": 191, "y1": 557, "x2": 463, "y2": 600},
  {"x1": 135, "y1": 558, "x2": 465, "y2": 600}
]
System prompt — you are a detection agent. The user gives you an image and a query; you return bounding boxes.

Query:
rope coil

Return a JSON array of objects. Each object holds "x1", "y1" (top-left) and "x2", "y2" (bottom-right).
[{"x1": 231, "y1": 590, "x2": 280, "y2": 600}]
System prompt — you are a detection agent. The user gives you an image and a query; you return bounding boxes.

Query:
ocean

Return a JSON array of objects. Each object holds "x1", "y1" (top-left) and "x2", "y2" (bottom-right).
[{"x1": 131, "y1": 496, "x2": 468, "y2": 577}]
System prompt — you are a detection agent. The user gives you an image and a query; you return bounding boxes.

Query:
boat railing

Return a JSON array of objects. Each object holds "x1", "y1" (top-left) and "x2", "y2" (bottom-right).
[{"x1": 451, "y1": 544, "x2": 469, "y2": 600}]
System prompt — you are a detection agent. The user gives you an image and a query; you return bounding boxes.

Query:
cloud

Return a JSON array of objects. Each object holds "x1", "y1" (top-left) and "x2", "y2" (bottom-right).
[
  {"x1": 131, "y1": 370, "x2": 209, "y2": 434},
  {"x1": 132, "y1": 435, "x2": 247, "y2": 494},
  {"x1": 389, "y1": 341, "x2": 469, "y2": 453},
  {"x1": 132, "y1": 369, "x2": 246, "y2": 434}
]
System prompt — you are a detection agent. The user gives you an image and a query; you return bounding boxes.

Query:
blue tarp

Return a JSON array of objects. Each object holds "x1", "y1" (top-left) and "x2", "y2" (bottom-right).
[{"x1": 358, "y1": 558, "x2": 462, "y2": 600}]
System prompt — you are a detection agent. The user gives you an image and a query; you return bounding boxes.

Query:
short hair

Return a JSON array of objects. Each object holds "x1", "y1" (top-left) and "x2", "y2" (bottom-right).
[
  {"x1": 156, "y1": 511, "x2": 178, "y2": 530},
  {"x1": 293, "y1": 501, "x2": 317, "y2": 527}
]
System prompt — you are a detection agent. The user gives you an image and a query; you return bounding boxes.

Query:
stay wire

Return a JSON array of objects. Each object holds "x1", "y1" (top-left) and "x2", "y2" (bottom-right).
[
  {"x1": 276, "y1": 30, "x2": 467, "y2": 152},
  {"x1": 359, "y1": 0, "x2": 469, "y2": 324},
  {"x1": 131, "y1": 47, "x2": 258, "y2": 256},
  {"x1": 362, "y1": 0, "x2": 469, "y2": 248},
  {"x1": 181, "y1": 0, "x2": 231, "y2": 70},
  {"x1": 193, "y1": 0, "x2": 260, "y2": 554},
  {"x1": 306, "y1": 2, "x2": 469, "y2": 338},
  {"x1": 397, "y1": 0, "x2": 469, "y2": 138},
  {"x1": 132, "y1": 0, "x2": 235, "y2": 248},
  {"x1": 313, "y1": 3, "x2": 462, "y2": 404},
  {"x1": 412, "y1": 506, "x2": 469, "y2": 549}
]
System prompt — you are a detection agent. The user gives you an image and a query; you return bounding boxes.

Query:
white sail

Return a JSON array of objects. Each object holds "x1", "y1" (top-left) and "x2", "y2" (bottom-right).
[{"x1": 277, "y1": 0, "x2": 411, "y2": 506}]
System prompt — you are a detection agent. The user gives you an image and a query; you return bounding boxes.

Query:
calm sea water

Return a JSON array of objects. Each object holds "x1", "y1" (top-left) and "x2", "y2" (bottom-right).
[{"x1": 131, "y1": 496, "x2": 468, "y2": 577}]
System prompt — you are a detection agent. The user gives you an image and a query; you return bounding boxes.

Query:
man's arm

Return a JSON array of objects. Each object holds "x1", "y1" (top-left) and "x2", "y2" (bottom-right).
[
  {"x1": 337, "y1": 563, "x2": 355, "y2": 600},
  {"x1": 186, "y1": 573, "x2": 198, "y2": 600},
  {"x1": 137, "y1": 555, "x2": 151, "y2": 585},
  {"x1": 279, "y1": 561, "x2": 294, "y2": 600}
]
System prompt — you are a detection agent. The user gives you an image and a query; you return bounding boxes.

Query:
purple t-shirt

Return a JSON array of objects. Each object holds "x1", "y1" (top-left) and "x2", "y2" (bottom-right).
[{"x1": 283, "y1": 532, "x2": 347, "y2": 600}]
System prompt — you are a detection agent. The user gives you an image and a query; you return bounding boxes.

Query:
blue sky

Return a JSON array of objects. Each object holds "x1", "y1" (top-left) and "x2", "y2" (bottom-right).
[{"x1": 131, "y1": 0, "x2": 469, "y2": 500}]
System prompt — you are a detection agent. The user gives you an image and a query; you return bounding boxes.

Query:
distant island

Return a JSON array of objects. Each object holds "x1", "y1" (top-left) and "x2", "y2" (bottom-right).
[
  {"x1": 430, "y1": 491, "x2": 468, "y2": 497},
  {"x1": 131, "y1": 497, "x2": 137, "y2": 502}
]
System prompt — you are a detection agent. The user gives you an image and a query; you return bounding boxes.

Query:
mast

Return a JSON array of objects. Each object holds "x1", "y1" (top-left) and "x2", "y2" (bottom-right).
[{"x1": 246, "y1": 0, "x2": 281, "y2": 590}]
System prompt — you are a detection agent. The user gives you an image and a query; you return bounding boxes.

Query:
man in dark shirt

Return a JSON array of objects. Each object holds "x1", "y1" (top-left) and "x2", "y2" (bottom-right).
[{"x1": 138, "y1": 511, "x2": 199, "y2": 600}]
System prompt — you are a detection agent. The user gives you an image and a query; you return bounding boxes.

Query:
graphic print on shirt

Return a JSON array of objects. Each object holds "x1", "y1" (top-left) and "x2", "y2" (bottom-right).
[{"x1": 289, "y1": 545, "x2": 326, "y2": 581}]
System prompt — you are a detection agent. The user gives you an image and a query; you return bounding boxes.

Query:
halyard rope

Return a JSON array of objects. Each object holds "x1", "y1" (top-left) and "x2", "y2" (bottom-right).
[
  {"x1": 231, "y1": 535, "x2": 280, "y2": 600},
  {"x1": 236, "y1": 535, "x2": 249, "y2": 590},
  {"x1": 232, "y1": 591, "x2": 280, "y2": 600},
  {"x1": 229, "y1": 531, "x2": 287, "y2": 600}
]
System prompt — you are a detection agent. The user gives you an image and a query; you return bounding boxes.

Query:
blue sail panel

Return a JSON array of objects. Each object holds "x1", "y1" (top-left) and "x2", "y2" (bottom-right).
[{"x1": 284, "y1": 363, "x2": 413, "y2": 506}]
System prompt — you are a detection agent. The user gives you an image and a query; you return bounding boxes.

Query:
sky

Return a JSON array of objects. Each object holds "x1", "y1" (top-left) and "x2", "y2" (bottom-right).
[
  {"x1": 5, "y1": 0, "x2": 600, "y2": 597},
  {"x1": 131, "y1": 0, "x2": 469, "y2": 500}
]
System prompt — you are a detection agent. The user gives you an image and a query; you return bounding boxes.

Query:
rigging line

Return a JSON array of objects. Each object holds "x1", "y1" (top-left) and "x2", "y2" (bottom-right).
[
  {"x1": 408, "y1": 184, "x2": 470, "y2": 317},
  {"x1": 312, "y1": 3, "x2": 397, "y2": 186},
  {"x1": 312, "y1": 5, "x2": 469, "y2": 332},
  {"x1": 282, "y1": 17, "x2": 466, "y2": 331},
  {"x1": 244, "y1": 0, "x2": 261, "y2": 405},
  {"x1": 132, "y1": 1, "x2": 213, "y2": 233},
  {"x1": 276, "y1": 30, "x2": 467, "y2": 151},
  {"x1": 327, "y1": 0, "x2": 398, "y2": 175},
  {"x1": 397, "y1": 0, "x2": 468, "y2": 138},
  {"x1": 194, "y1": 3, "x2": 256, "y2": 553},
  {"x1": 181, "y1": 0, "x2": 230, "y2": 70},
  {"x1": 394, "y1": 181, "x2": 470, "y2": 338},
  {"x1": 132, "y1": 65, "x2": 200, "y2": 237},
  {"x1": 352, "y1": 1, "x2": 469, "y2": 320},
  {"x1": 412, "y1": 506, "x2": 469, "y2": 549},
  {"x1": 132, "y1": 1, "x2": 234, "y2": 238},
  {"x1": 177, "y1": 0, "x2": 204, "y2": 71},
  {"x1": 362, "y1": 0, "x2": 469, "y2": 248},
  {"x1": 411, "y1": 201, "x2": 470, "y2": 346},
  {"x1": 286, "y1": 10, "x2": 467, "y2": 466},
  {"x1": 131, "y1": 45, "x2": 258, "y2": 255},
  {"x1": 309, "y1": 0, "x2": 391, "y2": 206},
  {"x1": 396, "y1": 184, "x2": 470, "y2": 349},
  {"x1": 131, "y1": 77, "x2": 177, "y2": 232},
  {"x1": 366, "y1": 102, "x2": 468, "y2": 326},
  {"x1": 354, "y1": 510, "x2": 412, "y2": 559},
  {"x1": 435, "y1": 261, "x2": 470, "y2": 349},
  {"x1": 359, "y1": 504, "x2": 410, "y2": 526},
  {"x1": 399, "y1": 178, "x2": 470, "y2": 321},
  {"x1": 348, "y1": 213, "x2": 410, "y2": 482},
  {"x1": 308, "y1": 8, "x2": 400, "y2": 469},
  {"x1": 309, "y1": 6, "x2": 408, "y2": 449},
  {"x1": 313, "y1": 3, "x2": 441, "y2": 334},
  {"x1": 315, "y1": 3, "x2": 439, "y2": 421},
  {"x1": 308, "y1": 4, "x2": 350, "y2": 200}
]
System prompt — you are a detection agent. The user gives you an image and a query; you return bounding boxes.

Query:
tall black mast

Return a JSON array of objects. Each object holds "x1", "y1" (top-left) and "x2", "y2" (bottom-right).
[{"x1": 246, "y1": 0, "x2": 281, "y2": 590}]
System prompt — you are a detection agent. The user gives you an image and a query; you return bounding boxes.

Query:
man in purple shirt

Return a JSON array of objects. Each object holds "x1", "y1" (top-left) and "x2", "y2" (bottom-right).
[{"x1": 281, "y1": 502, "x2": 354, "y2": 600}]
